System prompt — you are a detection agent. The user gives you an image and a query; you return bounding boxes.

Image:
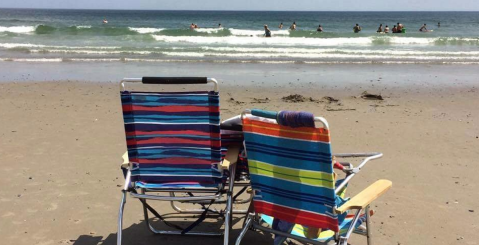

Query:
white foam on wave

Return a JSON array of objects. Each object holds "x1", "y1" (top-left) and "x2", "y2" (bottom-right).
[
  {"x1": 76, "y1": 25, "x2": 92, "y2": 29},
  {"x1": 162, "y1": 51, "x2": 479, "y2": 61},
  {"x1": 0, "y1": 43, "x2": 122, "y2": 50},
  {"x1": 0, "y1": 26, "x2": 36, "y2": 33},
  {"x1": 129, "y1": 27, "x2": 165, "y2": 34},
  {"x1": 152, "y1": 35, "x2": 374, "y2": 46},
  {"x1": 194, "y1": 28, "x2": 223, "y2": 33}
]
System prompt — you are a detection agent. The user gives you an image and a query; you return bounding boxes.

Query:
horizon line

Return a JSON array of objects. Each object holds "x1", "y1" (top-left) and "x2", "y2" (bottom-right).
[{"x1": 1, "y1": 7, "x2": 478, "y2": 12}]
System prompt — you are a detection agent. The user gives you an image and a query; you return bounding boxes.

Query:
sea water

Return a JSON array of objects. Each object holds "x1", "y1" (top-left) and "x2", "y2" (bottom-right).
[{"x1": 1, "y1": 9, "x2": 479, "y2": 64}]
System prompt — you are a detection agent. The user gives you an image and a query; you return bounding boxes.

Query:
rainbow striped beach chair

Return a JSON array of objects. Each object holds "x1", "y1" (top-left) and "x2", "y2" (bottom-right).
[
  {"x1": 117, "y1": 77, "x2": 239, "y2": 245},
  {"x1": 236, "y1": 109, "x2": 392, "y2": 245}
]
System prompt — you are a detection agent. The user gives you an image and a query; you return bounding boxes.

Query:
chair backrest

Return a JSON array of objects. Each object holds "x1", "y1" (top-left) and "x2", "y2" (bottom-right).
[
  {"x1": 121, "y1": 90, "x2": 222, "y2": 186},
  {"x1": 242, "y1": 110, "x2": 339, "y2": 232}
]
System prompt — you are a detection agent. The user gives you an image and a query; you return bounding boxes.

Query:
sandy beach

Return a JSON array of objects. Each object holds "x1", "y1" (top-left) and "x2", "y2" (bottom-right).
[{"x1": 0, "y1": 63, "x2": 478, "y2": 245}]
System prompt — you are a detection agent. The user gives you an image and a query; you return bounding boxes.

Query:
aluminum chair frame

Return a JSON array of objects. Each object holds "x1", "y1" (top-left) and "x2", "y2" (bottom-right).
[
  {"x1": 235, "y1": 109, "x2": 387, "y2": 245},
  {"x1": 117, "y1": 77, "x2": 235, "y2": 245}
]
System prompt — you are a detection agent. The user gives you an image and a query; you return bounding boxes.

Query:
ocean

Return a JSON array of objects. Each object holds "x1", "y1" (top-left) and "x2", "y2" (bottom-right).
[{"x1": 1, "y1": 9, "x2": 479, "y2": 65}]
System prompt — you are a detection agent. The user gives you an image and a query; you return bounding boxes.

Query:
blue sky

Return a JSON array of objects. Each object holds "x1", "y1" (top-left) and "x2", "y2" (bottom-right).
[{"x1": 0, "y1": 0, "x2": 478, "y2": 11}]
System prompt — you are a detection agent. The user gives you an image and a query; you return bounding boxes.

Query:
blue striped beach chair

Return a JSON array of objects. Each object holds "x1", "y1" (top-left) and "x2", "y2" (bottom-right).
[
  {"x1": 117, "y1": 77, "x2": 240, "y2": 245},
  {"x1": 235, "y1": 109, "x2": 392, "y2": 245}
]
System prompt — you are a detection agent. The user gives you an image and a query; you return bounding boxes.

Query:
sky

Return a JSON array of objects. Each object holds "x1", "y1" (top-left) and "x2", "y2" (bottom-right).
[{"x1": 0, "y1": 0, "x2": 478, "y2": 11}]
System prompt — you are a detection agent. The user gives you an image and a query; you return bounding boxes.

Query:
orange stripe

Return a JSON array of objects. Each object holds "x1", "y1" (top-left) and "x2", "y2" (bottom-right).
[{"x1": 243, "y1": 118, "x2": 330, "y2": 142}]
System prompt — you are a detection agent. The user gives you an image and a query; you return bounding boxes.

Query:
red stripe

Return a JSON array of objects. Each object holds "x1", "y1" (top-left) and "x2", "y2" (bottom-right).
[
  {"x1": 254, "y1": 201, "x2": 338, "y2": 232},
  {"x1": 127, "y1": 130, "x2": 219, "y2": 137},
  {"x1": 123, "y1": 105, "x2": 219, "y2": 113},
  {"x1": 127, "y1": 138, "x2": 220, "y2": 147},
  {"x1": 135, "y1": 157, "x2": 215, "y2": 165}
]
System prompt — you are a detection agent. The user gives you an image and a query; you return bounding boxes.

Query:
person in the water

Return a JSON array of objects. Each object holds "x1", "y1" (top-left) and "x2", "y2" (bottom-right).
[
  {"x1": 218, "y1": 23, "x2": 222, "y2": 28},
  {"x1": 392, "y1": 25, "x2": 397, "y2": 33},
  {"x1": 353, "y1": 23, "x2": 362, "y2": 33},
  {"x1": 384, "y1": 25, "x2": 390, "y2": 33},
  {"x1": 279, "y1": 22, "x2": 283, "y2": 29},
  {"x1": 397, "y1": 23, "x2": 403, "y2": 33},
  {"x1": 190, "y1": 23, "x2": 195, "y2": 30},
  {"x1": 290, "y1": 22, "x2": 296, "y2": 30},
  {"x1": 264, "y1": 25, "x2": 272, "y2": 37},
  {"x1": 419, "y1": 23, "x2": 428, "y2": 32},
  {"x1": 317, "y1": 24, "x2": 323, "y2": 32},
  {"x1": 438, "y1": 22, "x2": 441, "y2": 28},
  {"x1": 377, "y1": 24, "x2": 383, "y2": 33}
]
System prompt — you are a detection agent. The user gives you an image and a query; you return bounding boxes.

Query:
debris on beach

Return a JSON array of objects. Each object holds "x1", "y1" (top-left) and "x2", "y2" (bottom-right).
[
  {"x1": 361, "y1": 91, "x2": 384, "y2": 100},
  {"x1": 322, "y1": 96, "x2": 340, "y2": 103},
  {"x1": 282, "y1": 94, "x2": 319, "y2": 103},
  {"x1": 326, "y1": 108, "x2": 356, "y2": 112},
  {"x1": 228, "y1": 97, "x2": 245, "y2": 105},
  {"x1": 252, "y1": 97, "x2": 270, "y2": 104},
  {"x1": 282, "y1": 94, "x2": 307, "y2": 103}
]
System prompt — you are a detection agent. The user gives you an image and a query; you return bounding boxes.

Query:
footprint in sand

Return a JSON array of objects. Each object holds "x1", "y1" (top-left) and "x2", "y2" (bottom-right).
[
  {"x1": 2, "y1": 212, "x2": 15, "y2": 217},
  {"x1": 47, "y1": 203, "x2": 58, "y2": 211}
]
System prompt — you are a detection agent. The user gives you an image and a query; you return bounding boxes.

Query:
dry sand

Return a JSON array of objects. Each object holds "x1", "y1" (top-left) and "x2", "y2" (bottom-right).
[{"x1": 0, "y1": 78, "x2": 478, "y2": 245}]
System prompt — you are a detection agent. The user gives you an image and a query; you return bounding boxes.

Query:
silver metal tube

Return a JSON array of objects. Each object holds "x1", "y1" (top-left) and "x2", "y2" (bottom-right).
[
  {"x1": 235, "y1": 215, "x2": 253, "y2": 245},
  {"x1": 117, "y1": 191, "x2": 127, "y2": 245},
  {"x1": 131, "y1": 192, "x2": 220, "y2": 201},
  {"x1": 341, "y1": 209, "x2": 363, "y2": 244}
]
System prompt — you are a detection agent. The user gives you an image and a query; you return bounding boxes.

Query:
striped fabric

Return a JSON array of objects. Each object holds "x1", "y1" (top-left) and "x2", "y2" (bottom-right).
[
  {"x1": 242, "y1": 116, "x2": 339, "y2": 232},
  {"x1": 121, "y1": 91, "x2": 223, "y2": 187},
  {"x1": 221, "y1": 129, "x2": 248, "y2": 179}
]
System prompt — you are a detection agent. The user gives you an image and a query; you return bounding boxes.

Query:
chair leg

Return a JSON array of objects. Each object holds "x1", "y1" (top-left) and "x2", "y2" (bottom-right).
[
  {"x1": 235, "y1": 215, "x2": 253, "y2": 245},
  {"x1": 366, "y1": 205, "x2": 372, "y2": 245},
  {"x1": 224, "y1": 192, "x2": 233, "y2": 245},
  {"x1": 117, "y1": 191, "x2": 127, "y2": 245}
]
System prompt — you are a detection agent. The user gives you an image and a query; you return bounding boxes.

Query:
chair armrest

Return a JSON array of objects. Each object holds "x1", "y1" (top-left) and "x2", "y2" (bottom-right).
[
  {"x1": 221, "y1": 145, "x2": 241, "y2": 170},
  {"x1": 121, "y1": 151, "x2": 129, "y2": 169},
  {"x1": 335, "y1": 179, "x2": 392, "y2": 214}
]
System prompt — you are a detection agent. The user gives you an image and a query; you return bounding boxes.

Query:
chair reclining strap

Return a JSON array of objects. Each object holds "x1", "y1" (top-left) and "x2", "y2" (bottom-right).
[
  {"x1": 181, "y1": 198, "x2": 216, "y2": 235},
  {"x1": 132, "y1": 190, "x2": 186, "y2": 231}
]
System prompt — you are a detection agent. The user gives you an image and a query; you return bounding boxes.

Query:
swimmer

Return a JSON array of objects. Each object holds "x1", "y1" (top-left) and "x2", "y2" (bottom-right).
[
  {"x1": 377, "y1": 24, "x2": 383, "y2": 33},
  {"x1": 317, "y1": 24, "x2": 323, "y2": 32},
  {"x1": 353, "y1": 23, "x2": 362, "y2": 33},
  {"x1": 190, "y1": 23, "x2": 195, "y2": 30},
  {"x1": 384, "y1": 25, "x2": 390, "y2": 33},
  {"x1": 218, "y1": 23, "x2": 222, "y2": 28},
  {"x1": 264, "y1": 25, "x2": 272, "y2": 37},
  {"x1": 279, "y1": 22, "x2": 283, "y2": 29},
  {"x1": 103, "y1": 19, "x2": 108, "y2": 24},
  {"x1": 438, "y1": 22, "x2": 441, "y2": 28},
  {"x1": 419, "y1": 23, "x2": 428, "y2": 32},
  {"x1": 392, "y1": 25, "x2": 397, "y2": 33},
  {"x1": 290, "y1": 22, "x2": 296, "y2": 31},
  {"x1": 397, "y1": 23, "x2": 403, "y2": 32}
]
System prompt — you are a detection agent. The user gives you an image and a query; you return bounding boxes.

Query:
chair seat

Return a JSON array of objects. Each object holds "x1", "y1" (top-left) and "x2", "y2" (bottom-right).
[
  {"x1": 134, "y1": 181, "x2": 220, "y2": 190},
  {"x1": 260, "y1": 213, "x2": 364, "y2": 243}
]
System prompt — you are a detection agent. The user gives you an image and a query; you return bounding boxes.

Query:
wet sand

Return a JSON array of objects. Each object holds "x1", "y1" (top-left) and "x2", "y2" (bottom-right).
[{"x1": 0, "y1": 63, "x2": 478, "y2": 245}]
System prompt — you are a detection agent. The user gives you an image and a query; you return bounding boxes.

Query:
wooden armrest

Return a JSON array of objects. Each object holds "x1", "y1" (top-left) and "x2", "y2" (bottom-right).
[
  {"x1": 221, "y1": 145, "x2": 241, "y2": 170},
  {"x1": 335, "y1": 179, "x2": 392, "y2": 214},
  {"x1": 121, "y1": 151, "x2": 129, "y2": 169}
]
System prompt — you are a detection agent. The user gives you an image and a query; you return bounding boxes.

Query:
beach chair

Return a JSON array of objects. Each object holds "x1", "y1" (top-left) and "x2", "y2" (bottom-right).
[
  {"x1": 117, "y1": 77, "x2": 238, "y2": 245},
  {"x1": 235, "y1": 109, "x2": 392, "y2": 245}
]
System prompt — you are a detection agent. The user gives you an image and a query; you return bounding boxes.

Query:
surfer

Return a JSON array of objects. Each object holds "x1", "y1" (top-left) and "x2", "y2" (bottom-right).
[
  {"x1": 377, "y1": 24, "x2": 383, "y2": 33},
  {"x1": 384, "y1": 25, "x2": 390, "y2": 33},
  {"x1": 353, "y1": 23, "x2": 362, "y2": 33},
  {"x1": 264, "y1": 25, "x2": 272, "y2": 37},
  {"x1": 317, "y1": 24, "x2": 323, "y2": 32},
  {"x1": 279, "y1": 23, "x2": 283, "y2": 29},
  {"x1": 419, "y1": 23, "x2": 428, "y2": 32},
  {"x1": 290, "y1": 22, "x2": 296, "y2": 31}
]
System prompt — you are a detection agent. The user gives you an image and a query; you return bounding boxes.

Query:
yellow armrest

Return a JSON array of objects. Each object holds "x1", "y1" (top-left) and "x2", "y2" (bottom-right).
[
  {"x1": 221, "y1": 145, "x2": 241, "y2": 170},
  {"x1": 121, "y1": 151, "x2": 129, "y2": 169},
  {"x1": 335, "y1": 179, "x2": 392, "y2": 214}
]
